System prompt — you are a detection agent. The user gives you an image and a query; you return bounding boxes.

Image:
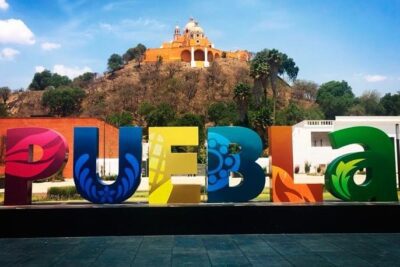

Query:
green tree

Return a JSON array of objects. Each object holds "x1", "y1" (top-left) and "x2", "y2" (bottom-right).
[
  {"x1": 73, "y1": 72, "x2": 96, "y2": 87},
  {"x1": 144, "y1": 103, "x2": 176, "y2": 126},
  {"x1": 292, "y1": 80, "x2": 318, "y2": 101},
  {"x1": 276, "y1": 101, "x2": 304, "y2": 125},
  {"x1": 138, "y1": 102, "x2": 155, "y2": 117},
  {"x1": 207, "y1": 102, "x2": 238, "y2": 125},
  {"x1": 316, "y1": 80, "x2": 355, "y2": 119},
  {"x1": 106, "y1": 111, "x2": 133, "y2": 127},
  {"x1": 250, "y1": 49, "x2": 299, "y2": 122},
  {"x1": 29, "y1": 70, "x2": 71, "y2": 90},
  {"x1": 123, "y1": 43, "x2": 147, "y2": 63},
  {"x1": 303, "y1": 106, "x2": 325, "y2": 120},
  {"x1": 50, "y1": 73, "x2": 72, "y2": 88},
  {"x1": 248, "y1": 103, "x2": 273, "y2": 148},
  {"x1": 277, "y1": 102, "x2": 324, "y2": 125},
  {"x1": 355, "y1": 90, "x2": 384, "y2": 115},
  {"x1": 0, "y1": 87, "x2": 11, "y2": 103},
  {"x1": 0, "y1": 103, "x2": 8, "y2": 117},
  {"x1": 380, "y1": 92, "x2": 400, "y2": 115},
  {"x1": 41, "y1": 87, "x2": 85, "y2": 116},
  {"x1": 107, "y1": 53, "x2": 123, "y2": 72},
  {"x1": 233, "y1": 82, "x2": 251, "y2": 124},
  {"x1": 29, "y1": 70, "x2": 52, "y2": 90}
]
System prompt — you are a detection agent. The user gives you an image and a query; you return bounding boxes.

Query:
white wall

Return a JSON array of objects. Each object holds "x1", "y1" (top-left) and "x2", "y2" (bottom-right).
[{"x1": 293, "y1": 117, "x2": 400, "y2": 175}]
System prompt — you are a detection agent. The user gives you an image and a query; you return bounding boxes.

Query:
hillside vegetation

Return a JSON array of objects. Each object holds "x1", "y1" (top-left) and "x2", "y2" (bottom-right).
[{"x1": 7, "y1": 58, "x2": 298, "y2": 123}]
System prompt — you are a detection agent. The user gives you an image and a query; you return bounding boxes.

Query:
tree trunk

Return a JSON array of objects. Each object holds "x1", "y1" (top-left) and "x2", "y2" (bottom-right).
[
  {"x1": 270, "y1": 72, "x2": 278, "y2": 124},
  {"x1": 251, "y1": 79, "x2": 267, "y2": 107}
]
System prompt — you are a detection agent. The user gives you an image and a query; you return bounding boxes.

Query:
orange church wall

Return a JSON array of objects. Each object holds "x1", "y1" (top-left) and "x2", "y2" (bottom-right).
[
  {"x1": 0, "y1": 118, "x2": 119, "y2": 179},
  {"x1": 144, "y1": 47, "x2": 225, "y2": 63},
  {"x1": 145, "y1": 48, "x2": 183, "y2": 62}
]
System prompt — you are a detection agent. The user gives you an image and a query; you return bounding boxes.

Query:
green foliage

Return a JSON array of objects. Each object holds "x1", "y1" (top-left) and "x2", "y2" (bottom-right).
[
  {"x1": 276, "y1": 102, "x2": 325, "y2": 125},
  {"x1": 248, "y1": 105, "x2": 273, "y2": 130},
  {"x1": 123, "y1": 43, "x2": 146, "y2": 63},
  {"x1": 107, "y1": 53, "x2": 124, "y2": 72},
  {"x1": 359, "y1": 90, "x2": 384, "y2": 115},
  {"x1": 29, "y1": 70, "x2": 71, "y2": 90},
  {"x1": 0, "y1": 103, "x2": 8, "y2": 117},
  {"x1": 138, "y1": 102, "x2": 155, "y2": 116},
  {"x1": 276, "y1": 101, "x2": 304, "y2": 125},
  {"x1": 347, "y1": 90, "x2": 384, "y2": 116},
  {"x1": 304, "y1": 161, "x2": 311, "y2": 173},
  {"x1": 207, "y1": 102, "x2": 238, "y2": 125},
  {"x1": 144, "y1": 103, "x2": 176, "y2": 126},
  {"x1": 380, "y1": 91, "x2": 400, "y2": 115},
  {"x1": 303, "y1": 106, "x2": 325, "y2": 120},
  {"x1": 0, "y1": 87, "x2": 11, "y2": 103},
  {"x1": 47, "y1": 186, "x2": 81, "y2": 200},
  {"x1": 250, "y1": 49, "x2": 299, "y2": 122},
  {"x1": 73, "y1": 72, "x2": 96, "y2": 87},
  {"x1": 292, "y1": 80, "x2": 318, "y2": 101},
  {"x1": 234, "y1": 82, "x2": 251, "y2": 100},
  {"x1": 233, "y1": 82, "x2": 251, "y2": 124},
  {"x1": 41, "y1": 87, "x2": 85, "y2": 116},
  {"x1": 316, "y1": 80, "x2": 355, "y2": 119},
  {"x1": 106, "y1": 111, "x2": 133, "y2": 127}
]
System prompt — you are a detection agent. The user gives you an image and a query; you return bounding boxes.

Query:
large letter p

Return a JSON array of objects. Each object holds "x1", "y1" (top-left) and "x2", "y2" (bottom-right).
[{"x1": 4, "y1": 128, "x2": 68, "y2": 205}]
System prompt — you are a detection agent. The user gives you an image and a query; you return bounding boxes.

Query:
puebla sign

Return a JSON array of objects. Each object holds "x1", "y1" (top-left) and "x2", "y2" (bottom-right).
[{"x1": 3, "y1": 125, "x2": 398, "y2": 205}]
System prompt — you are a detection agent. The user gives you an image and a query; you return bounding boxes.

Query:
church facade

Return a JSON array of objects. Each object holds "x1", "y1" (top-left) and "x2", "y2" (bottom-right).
[{"x1": 144, "y1": 18, "x2": 249, "y2": 68}]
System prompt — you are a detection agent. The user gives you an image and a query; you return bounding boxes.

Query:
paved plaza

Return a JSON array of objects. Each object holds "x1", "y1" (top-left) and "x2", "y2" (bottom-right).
[{"x1": 0, "y1": 233, "x2": 399, "y2": 266}]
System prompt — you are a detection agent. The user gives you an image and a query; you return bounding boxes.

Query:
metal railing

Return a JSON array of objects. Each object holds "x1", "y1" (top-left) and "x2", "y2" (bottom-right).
[{"x1": 305, "y1": 120, "x2": 334, "y2": 126}]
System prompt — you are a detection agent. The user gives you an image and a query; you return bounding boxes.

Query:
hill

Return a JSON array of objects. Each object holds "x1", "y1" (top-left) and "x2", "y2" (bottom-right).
[{"x1": 8, "y1": 58, "x2": 296, "y2": 121}]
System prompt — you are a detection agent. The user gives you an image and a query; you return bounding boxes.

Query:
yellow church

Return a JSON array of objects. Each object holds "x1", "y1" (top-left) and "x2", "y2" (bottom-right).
[{"x1": 144, "y1": 18, "x2": 250, "y2": 67}]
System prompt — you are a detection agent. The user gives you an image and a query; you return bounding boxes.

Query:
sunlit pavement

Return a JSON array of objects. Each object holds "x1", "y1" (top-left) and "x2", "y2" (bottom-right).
[{"x1": 0, "y1": 233, "x2": 399, "y2": 266}]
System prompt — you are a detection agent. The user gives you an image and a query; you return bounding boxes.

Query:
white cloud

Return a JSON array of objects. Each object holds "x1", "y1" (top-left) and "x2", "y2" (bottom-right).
[
  {"x1": 0, "y1": 0, "x2": 9, "y2": 10},
  {"x1": 99, "y1": 18, "x2": 166, "y2": 34},
  {"x1": 53, "y1": 64, "x2": 92, "y2": 79},
  {"x1": 41, "y1": 42, "x2": 61, "y2": 51},
  {"x1": 0, "y1": 19, "x2": 35, "y2": 45},
  {"x1": 0, "y1": 47, "x2": 20, "y2": 60},
  {"x1": 99, "y1": 23, "x2": 113, "y2": 31},
  {"x1": 364, "y1": 75, "x2": 387, "y2": 82},
  {"x1": 35, "y1": 65, "x2": 45, "y2": 73}
]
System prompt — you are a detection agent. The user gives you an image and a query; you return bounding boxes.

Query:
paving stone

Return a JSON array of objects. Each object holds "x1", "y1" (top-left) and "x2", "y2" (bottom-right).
[{"x1": 0, "y1": 233, "x2": 399, "y2": 266}]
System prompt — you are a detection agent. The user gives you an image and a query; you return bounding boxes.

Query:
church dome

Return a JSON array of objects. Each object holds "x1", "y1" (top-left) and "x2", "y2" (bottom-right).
[{"x1": 185, "y1": 18, "x2": 204, "y2": 34}]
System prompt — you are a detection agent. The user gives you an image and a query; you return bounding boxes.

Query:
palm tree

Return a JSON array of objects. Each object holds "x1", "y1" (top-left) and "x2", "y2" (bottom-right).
[
  {"x1": 233, "y1": 82, "x2": 251, "y2": 124},
  {"x1": 250, "y1": 49, "x2": 299, "y2": 123},
  {"x1": 250, "y1": 54, "x2": 270, "y2": 107}
]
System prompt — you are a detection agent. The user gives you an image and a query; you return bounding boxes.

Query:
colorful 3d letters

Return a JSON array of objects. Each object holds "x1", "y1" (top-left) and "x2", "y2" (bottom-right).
[
  {"x1": 325, "y1": 126, "x2": 398, "y2": 201},
  {"x1": 73, "y1": 127, "x2": 142, "y2": 204},
  {"x1": 268, "y1": 126, "x2": 323, "y2": 203},
  {"x1": 207, "y1": 126, "x2": 265, "y2": 202},
  {"x1": 148, "y1": 127, "x2": 199, "y2": 204},
  {"x1": 2, "y1": 125, "x2": 398, "y2": 205},
  {"x1": 4, "y1": 128, "x2": 68, "y2": 205}
]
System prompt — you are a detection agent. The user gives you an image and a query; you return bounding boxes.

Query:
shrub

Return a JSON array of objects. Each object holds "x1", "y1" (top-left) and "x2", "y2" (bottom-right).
[
  {"x1": 304, "y1": 161, "x2": 311, "y2": 173},
  {"x1": 47, "y1": 186, "x2": 81, "y2": 200},
  {"x1": 294, "y1": 165, "x2": 300, "y2": 174}
]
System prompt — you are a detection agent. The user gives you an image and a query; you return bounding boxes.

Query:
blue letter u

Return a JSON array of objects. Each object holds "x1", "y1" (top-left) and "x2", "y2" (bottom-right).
[{"x1": 73, "y1": 127, "x2": 142, "y2": 204}]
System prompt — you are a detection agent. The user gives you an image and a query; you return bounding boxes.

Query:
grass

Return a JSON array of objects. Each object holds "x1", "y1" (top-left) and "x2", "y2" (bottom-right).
[{"x1": 1, "y1": 188, "x2": 399, "y2": 204}]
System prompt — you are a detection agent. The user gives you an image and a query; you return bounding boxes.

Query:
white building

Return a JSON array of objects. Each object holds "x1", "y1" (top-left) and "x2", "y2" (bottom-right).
[{"x1": 293, "y1": 116, "x2": 400, "y2": 175}]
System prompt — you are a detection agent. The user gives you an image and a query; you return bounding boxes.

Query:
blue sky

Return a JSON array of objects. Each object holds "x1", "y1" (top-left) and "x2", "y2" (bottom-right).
[{"x1": 0, "y1": 0, "x2": 399, "y2": 96}]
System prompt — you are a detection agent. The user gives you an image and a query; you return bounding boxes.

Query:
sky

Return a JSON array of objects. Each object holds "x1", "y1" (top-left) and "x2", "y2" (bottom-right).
[{"x1": 0, "y1": 0, "x2": 399, "y2": 96}]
